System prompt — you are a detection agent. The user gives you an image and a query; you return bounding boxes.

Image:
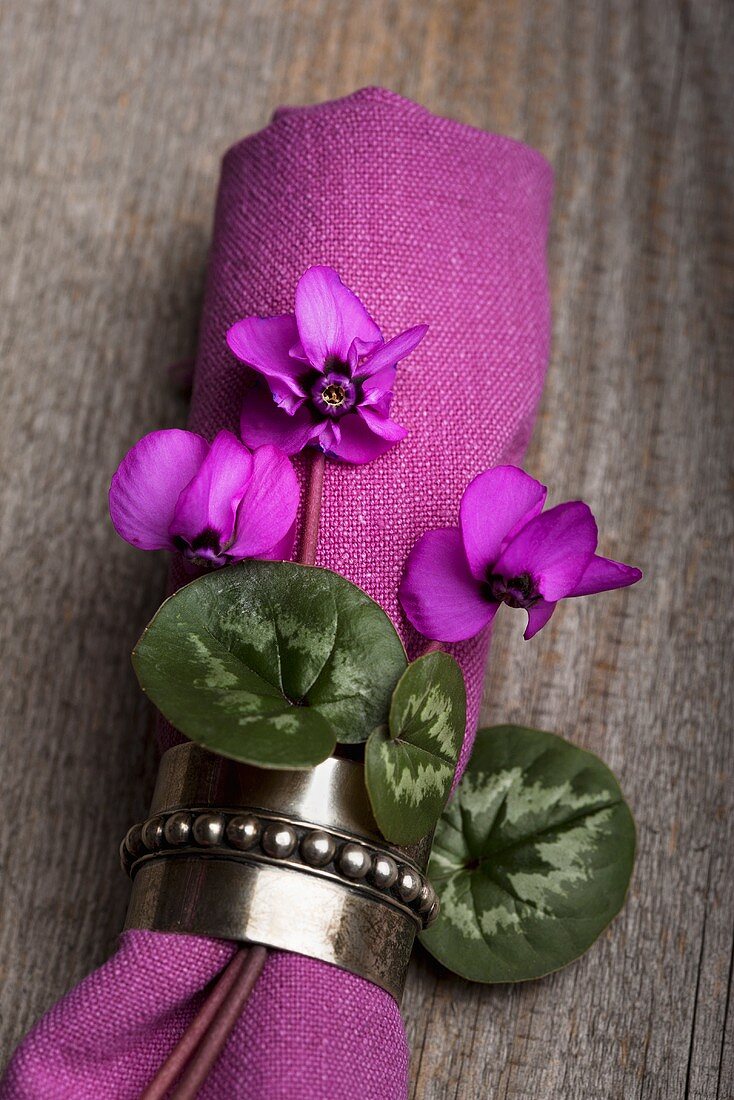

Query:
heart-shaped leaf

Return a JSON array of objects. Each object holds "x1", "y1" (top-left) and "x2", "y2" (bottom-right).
[
  {"x1": 420, "y1": 725, "x2": 635, "y2": 982},
  {"x1": 365, "y1": 651, "x2": 466, "y2": 844},
  {"x1": 132, "y1": 560, "x2": 407, "y2": 768}
]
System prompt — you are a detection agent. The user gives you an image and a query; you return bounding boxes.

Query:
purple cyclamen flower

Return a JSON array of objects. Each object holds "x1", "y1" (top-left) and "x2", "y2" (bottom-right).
[
  {"x1": 226, "y1": 265, "x2": 427, "y2": 464},
  {"x1": 109, "y1": 428, "x2": 299, "y2": 565},
  {"x1": 399, "y1": 465, "x2": 642, "y2": 641}
]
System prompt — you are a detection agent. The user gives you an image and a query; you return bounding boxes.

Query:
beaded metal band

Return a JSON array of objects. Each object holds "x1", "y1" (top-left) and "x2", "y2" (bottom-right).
[
  {"x1": 122, "y1": 743, "x2": 436, "y2": 1001},
  {"x1": 121, "y1": 808, "x2": 438, "y2": 929}
]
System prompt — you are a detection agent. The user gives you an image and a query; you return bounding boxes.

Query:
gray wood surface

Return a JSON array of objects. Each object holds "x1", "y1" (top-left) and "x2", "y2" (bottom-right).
[{"x1": 1, "y1": 1, "x2": 732, "y2": 1096}]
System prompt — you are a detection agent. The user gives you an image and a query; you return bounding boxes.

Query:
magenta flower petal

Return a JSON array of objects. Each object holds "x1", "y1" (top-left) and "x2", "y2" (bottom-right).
[
  {"x1": 169, "y1": 430, "x2": 253, "y2": 552},
  {"x1": 399, "y1": 528, "x2": 498, "y2": 642},
  {"x1": 400, "y1": 460, "x2": 640, "y2": 644},
  {"x1": 349, "y1": 335, "x2": 384, "y2": 364},
  {"x1": 109, "y1": 429, "x2": 209, "y2": 550},
  {"x1": 494, "y1": 500, "x2": 598, "y2": 602},
  {"x1": 226, "y1": 314, "x2": 303, "y2": 395},
  {"x1": 568, "y1": 554, "x2": 643, "y2": 597},
  {"x1": 361, "y1": 366, "x2": 396, "y2": 408},
  {"x1": 357, "y1": 406, "x2": 407, "y2": 442},
  {"x1": 359, "y1": 324, "x2": 428, "y2": 377},
  {"x1": 319, "y1": 421, "x2": 340, "y2": 453},
  {"x1": 259, "y1": 520, "x2": 297, "y2": 562},
  {"x1": 326, "y1": 409, "x2": 406, "y2": 463},
  {"x1": 524, "y1": 599, "x2": 557, "y2": 640},
  {"x1": 240, "y1": 382, "x2": 321, "y2": 455},
  {"x1": 295, "y1": 266, "x2": 382, "y2": 366},
  {"x1": 229, "y1": 268, "x2": 425, "y2": 463},
  {"x1": 460, "y1": 466, "x2": 548, "y2": 580},
  {"x1": 228, "y1": 445, "x2": 300, "y2": 560}
]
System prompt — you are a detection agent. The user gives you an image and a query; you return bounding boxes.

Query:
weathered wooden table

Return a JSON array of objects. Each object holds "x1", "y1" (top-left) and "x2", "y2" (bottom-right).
[{"x1": 1, "y1": 2, "x2": 731, "y2": 1096}]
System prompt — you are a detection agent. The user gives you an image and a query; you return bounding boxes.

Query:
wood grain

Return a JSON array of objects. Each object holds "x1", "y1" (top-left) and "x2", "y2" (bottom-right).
[{"x1": 0, "y1": 1, "x2": 731, "y2": 1097}]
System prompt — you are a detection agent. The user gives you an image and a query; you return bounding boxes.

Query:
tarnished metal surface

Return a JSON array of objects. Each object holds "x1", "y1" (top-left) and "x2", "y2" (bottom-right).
[{"x1": 123, "y1": 744, "x2": 435, "y2": 1001}]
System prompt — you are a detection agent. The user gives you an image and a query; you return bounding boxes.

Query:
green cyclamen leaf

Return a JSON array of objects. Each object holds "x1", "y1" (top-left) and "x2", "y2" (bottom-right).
[
  {"x1": 365, "y1": 651, "x2": 466, "y2": 844},
  {"x1": 420, "y1": 725, "x2": 636, "y2": 982},
  {"x1": 132, "y1": 560, "x2": 407, "y2": 769}
]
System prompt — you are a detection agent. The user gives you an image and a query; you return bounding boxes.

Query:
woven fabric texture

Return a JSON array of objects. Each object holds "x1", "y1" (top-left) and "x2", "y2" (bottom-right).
[{"x1": 1, "y1": 88, "x2": 552, "y2": 1099}]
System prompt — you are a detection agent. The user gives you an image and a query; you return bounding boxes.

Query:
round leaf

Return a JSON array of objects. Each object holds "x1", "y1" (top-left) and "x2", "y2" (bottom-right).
[
  {"x1": 132, "y1": 560, "x2": 407, "y2": 768},
  {"x1": 365, "y1": 652, "x2": 466, "y2": 844},
  {"x1": 420, "y1": 725, "x2": 636, "y2": 982}
]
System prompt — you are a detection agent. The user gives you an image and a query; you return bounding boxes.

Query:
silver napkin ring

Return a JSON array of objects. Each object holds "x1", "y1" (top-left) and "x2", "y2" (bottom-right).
[{"x1": 122, "y1": 743, "x2": 438, "y2": 1001}]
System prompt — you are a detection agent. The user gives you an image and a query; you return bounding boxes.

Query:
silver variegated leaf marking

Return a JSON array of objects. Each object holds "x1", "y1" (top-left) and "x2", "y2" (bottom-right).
[
  {"x1": 420, "y1": 725, "x2": 636, "y2": 982},
  {"x1": 365, "y1": 651, "x2": 466, "y2": 844},
  {"x1": 133, "y1": 560, "x2": 408, "y2": 768}
]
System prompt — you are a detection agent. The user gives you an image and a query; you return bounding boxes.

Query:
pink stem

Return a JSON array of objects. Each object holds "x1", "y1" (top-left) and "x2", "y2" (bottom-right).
[
  {"x1": 149, "y1": 449, "x2": 328, "y2": 1094},
  {"x1": 420, "y1": 639, "x2": 442, "y2": 655},
  {"x1": 299, "y1": 449, "x2": 326, "y2": 566},
  {"x1": 169, "y1": 947, "x2": 269, "y2": 1100},
  {"x1": 146, "y1": 450, "x2": 329, "y2": 1094},
  {"x1": 141, "y1": 948, "x2": 248, "y2": 1100}
]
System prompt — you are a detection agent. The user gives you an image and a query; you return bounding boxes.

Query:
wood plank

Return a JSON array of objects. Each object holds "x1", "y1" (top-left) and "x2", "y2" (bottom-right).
[{"x1": 0, "y1": 2, "x2": 731, "y2": 1096}]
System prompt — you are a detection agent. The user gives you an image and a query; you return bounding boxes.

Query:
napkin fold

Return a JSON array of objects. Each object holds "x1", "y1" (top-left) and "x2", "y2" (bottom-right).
[{"x1": 1, "y1": 88, "x2": 552, "y2": 1100}]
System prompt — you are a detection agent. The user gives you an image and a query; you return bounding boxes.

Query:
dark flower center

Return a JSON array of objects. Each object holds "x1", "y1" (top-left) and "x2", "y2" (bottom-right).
[
  {"x1": 172, "y1": 526, "x2": 229, "y2": 567},
  {"x1": 485, "y1": 571, "x2": 541, "y2": 609},
  {"x1": 188, "y1": 527, "x2": 221, "y2": 553},
  {"x1": 322, "y1": 382, "x2": 347, "y2": 407},
  {"x1": 310, "y1": 367, "x2": 357, "y2": 419}
]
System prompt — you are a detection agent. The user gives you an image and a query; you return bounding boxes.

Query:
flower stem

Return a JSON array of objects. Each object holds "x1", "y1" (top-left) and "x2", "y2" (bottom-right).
[
  {"x1": 169, "y1": 946, "x2": 268, "y2": 1100},
  {"x1": 146, "y1": 451, "x2": 328, "y2": 1095},
  {"x1": 299, "y1": 449, "x2": 326, "y2": 566},
  {"x1": 141, "y1": 948, "x2": 249, "y2": 1100},
  {"x1": 420, "y1": 639, "x2": 442, "y2": 655}
]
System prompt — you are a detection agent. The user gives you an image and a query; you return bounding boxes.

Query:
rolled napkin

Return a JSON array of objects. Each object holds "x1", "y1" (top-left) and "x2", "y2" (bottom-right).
[{"x1": 1, "y1": 88, "x2": 552, "y2": 1100}]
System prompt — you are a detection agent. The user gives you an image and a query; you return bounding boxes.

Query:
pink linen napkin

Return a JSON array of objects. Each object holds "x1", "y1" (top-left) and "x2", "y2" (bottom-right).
[{"x1": 1, "y1": 88, "x2": 552, "y2": 1100}]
